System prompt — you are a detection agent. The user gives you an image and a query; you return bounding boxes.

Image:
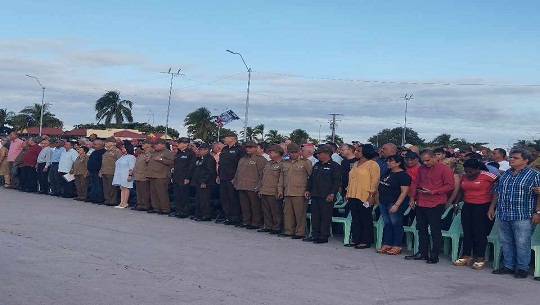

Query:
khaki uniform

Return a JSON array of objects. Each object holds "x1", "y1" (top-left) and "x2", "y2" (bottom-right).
[
  {"x1": 259, "y1": 159, "x2": 283, "y2": 231},
  {"x1": 234, "y1": 154, "x2": 267, "y2": 227},
  {"x1": 146, "y1": 149, "x2": 175, "y2": 213},
  {"x1": 278, "y1": 158, "x2": 312, "y2": 236},
  {"x1": 72, "y1": 154, "x2": 89, "y2": 200},
  {"x1": 133, "y1": 149, "x2": 152, "y2": 209},
  {"x1": 100, "y1": 147, "x2": 122, "y2": 205},
  {"x1": 529, "y1": 157, "x2": 540, "y2": 172}
]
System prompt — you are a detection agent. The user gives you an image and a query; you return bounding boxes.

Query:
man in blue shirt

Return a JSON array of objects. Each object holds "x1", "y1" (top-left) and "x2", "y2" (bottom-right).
[
  {"x1": 488, "y1": 148, "x2": 540, "y2": 279},
  {"x1": 48, "y1": 139, "x2": 65, "y2": 196}
]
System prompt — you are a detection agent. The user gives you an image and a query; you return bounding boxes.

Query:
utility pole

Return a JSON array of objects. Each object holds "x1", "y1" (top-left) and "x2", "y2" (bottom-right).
[
  {"x1": 147, "y1": 110, "x2": 155, "y2": 125},
  {"x1": 328, "y1": 113, "x2": 343, "y2": 143},
  {"x1": 160, "y1": 68, "x2": 184, "y2": 139},
  {"x1": 26, "y1": 75, "x2": 45, "y2": 136},
  {"x1": 401, "y1": 94, "x2": 414, "y2": 146}
]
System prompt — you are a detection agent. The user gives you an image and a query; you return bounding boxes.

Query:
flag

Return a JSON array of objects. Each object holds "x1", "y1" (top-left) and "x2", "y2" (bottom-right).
[{"x1": 218, "y1": 110, "x2": 240, "y2": 125}]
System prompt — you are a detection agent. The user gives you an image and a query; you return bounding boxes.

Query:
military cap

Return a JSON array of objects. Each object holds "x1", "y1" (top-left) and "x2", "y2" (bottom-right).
[
  {"x1": 403, "y1": 151, "x2": 419, "y2": 159},
  {"x1": 143, "y1": 138, "x2": 154, "y2": 144},
  {"x1": 177, "y1": 137, "x2": 190, "y2": 143},
  {"x1": 244, "y1": 141, "x2": 258, "y2": 147},
  {"x1": 223, "y1": 132, "x2": 237, "y2": 138},
  {"x1": 268, "y1": 144, "x2": 284, "y2": 153},
  {"x1": 314, "y1": 144, "x2": 333, "y2": 155},
  {"x1": 458, "y1": 145, "x2": 472, "y2": 152},
  {"x1": 105, "y1": 137, "x2": 116, "y2": 143},
  {"x1": 199, "y1": 142, "x2": 210, "y2": 149},
  {"x1": 154, "y1": 138, "x2": 166, "y2": 144}
]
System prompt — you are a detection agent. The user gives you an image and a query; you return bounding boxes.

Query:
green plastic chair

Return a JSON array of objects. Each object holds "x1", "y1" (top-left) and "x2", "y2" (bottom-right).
[
  {"x1": 530, "y1": 225, "x2": 540, "y2": 278},
  {"x1": 372, "y1": 205, "x2": 384, "y2": 249},
  {"x1": 330, "y1": 193, "x2": 353, "y2": 245},
  {"x1": 402, "y1": 206, "x2": 418, "y2": 252},
  {"x1": 441, "y1": 207, "x2": 463, "y2": 262},
  {"x1": 485, "y1": 219, "x2": 502, "y2": 269}
]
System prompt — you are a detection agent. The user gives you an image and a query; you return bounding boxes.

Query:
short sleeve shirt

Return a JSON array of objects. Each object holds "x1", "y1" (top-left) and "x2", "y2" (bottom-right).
[
  {"x1": 496, "y1": 167, "x2": 540, "y2": 221},
  {"x1": 378, "y1": 170, "x2": 411, "y2": 204},
  {"x1": 461, "y1": 171, "x2": 497, "y2": 204}
]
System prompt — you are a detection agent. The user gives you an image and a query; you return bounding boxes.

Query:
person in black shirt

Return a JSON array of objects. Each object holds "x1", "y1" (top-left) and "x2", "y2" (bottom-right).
[
  {"x1": 377, "y1": 154, "x2": 411, "y2": 255},
  {"x1": 171, "y1": 137, "x2": 196, "y2": 218},
  {"x1": 340, "y1": 143, "x2": 358, "y2": 197},
  {"x1": 218, "y1": 132, "x2": 246, "y2": 225},
  {"x1": 86, "y1": 140, "x2": 106, "y2": 204},
  {"x1": 191, "y1": 143, "x2": 217, "y2": 221},
  {"x1": 303, "y1": 145, "x2": 342, "y2": 244}
]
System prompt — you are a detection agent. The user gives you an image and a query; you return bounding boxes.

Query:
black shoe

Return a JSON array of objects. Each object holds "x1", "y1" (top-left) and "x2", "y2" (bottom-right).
[
  {"x1": 84, "y1": 199, "x2": 93, "y2": 202},
  {"x1": 189, "y1": 216, "x2": 197, "y2": 220},
  {"x1": 235, "y1": 223, "x2": 247, "y2": 228},
  {"x1": 291, "y1": 235, "x2": 304, "y2": 239},
  {"x1": 313, "y1": 239, "x2": 328, "y2": 244},
  {"x1": 223, "y1": 220, "x2": 236, "y2": 225},
  {"x1": 404, "y1": 253, "x2": 429, "y2": 260},
  {"x1": 534, "y1": 277, "x2": 540, "y2": 281},
  {"x1": 277, "y1": 233, "x2": 292, "y2": 237},
  {"x1": 196, "y1": 217, "x2": 212, "y2": 222},
  {"x1": 177, "y1": 214, "x2": 189, "y2": 219},
  {"x1": 168, "y1": 213, "x2": 178, "y2": 217},
  {"x1": 147, "y1": 210, "x2": 158, "y2": 214},
  {"x1": 215, "y1": 218, "x2": 226, "y2": 223},
  {"x1": 492, "y1": 267, "x2": 516, "y2": 275},
  {"x1": 245, "y1": 225, "x2": 258, "y2": 230},
  {"x1": 257, "y1": 228, "x2": 271, "y2": 233},
  {"x1": 157, "y1": 211, "x2": 168, "y2": 215},
  {"x1": 269, "y1": 230, "x2": 280, "y2": 235},
  {"x1": 426, "y1": 257, "x2": 439, "y2": 264},
  {"x1": 302, "y1": 236, "x2": 316, "y2": 242},
  {"x1": 514, "y1": 269, "x2": 529, "y2": 278},
  {"x1": 135, "y1": 207, "x2": 149, "y2": 211}
]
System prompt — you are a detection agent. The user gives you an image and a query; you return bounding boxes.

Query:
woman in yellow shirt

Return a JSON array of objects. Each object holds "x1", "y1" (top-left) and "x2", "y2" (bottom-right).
[{"x1": 345, "y1": 144, "x2": 380, "y2": 249}]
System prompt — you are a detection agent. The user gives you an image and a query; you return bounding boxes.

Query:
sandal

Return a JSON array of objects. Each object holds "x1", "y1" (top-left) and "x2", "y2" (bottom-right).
[
  {"x1": 377, "y1": 245, "x2": 392, "y2": 254},
  {"x1": 453, "y1": 257, "x2": 473, "y2": 266},
  {"x1": 472, "y1": 261, "x2": 485, "y2": 270},
  {"x1": 386, "y1": 246, "x2": 402, "y2": 255}
]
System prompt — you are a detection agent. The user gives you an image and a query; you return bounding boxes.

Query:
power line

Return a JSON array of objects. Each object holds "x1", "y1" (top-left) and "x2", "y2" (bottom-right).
[{"x1": 253, "y1": 71, "x2": 540, "y2": 88}]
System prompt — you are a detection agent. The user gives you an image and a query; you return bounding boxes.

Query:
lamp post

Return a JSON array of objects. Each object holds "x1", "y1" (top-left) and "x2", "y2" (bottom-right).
[
  {"x1": 226, "y1": 49, "x2": 251, "y2": 142},
  {"x1": 160, "y1": 68, "x2": 183, "y2": 139},
  {"x1": 25, "y1": 74, "x2": 45, "y2": 136},
  {"x1": 316, "y1": 120, "x2": 322, "y2": 143},
  {"x1": 525, "y1": 132, "x2": 540, "y2": 142}
]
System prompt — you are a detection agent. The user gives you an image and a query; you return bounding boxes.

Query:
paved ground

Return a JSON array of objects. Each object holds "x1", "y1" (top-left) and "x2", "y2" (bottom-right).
[{"x1": 0, "y1": 188, "x2": 537, "y2": 305}]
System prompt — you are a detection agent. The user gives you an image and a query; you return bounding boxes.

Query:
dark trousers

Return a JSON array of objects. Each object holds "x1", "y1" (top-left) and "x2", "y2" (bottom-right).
[
  {"x1": 220, "y1": 180, "x2": 240, "y2": 222},
  {"x1": 416, "y1": 204, "x2": 445, "y2": 257},
  {"x1": 195, "y1": 186, "x2": 212, "y2": 218},
  {"x1": 102, "y1": 174, "x2": 118, "y2": 205},
  {"x1": 149, "y1": 178, "x2": 170, "y2": 213},
  {"x1": 58, "y1": 172, "x2": 76, "y2": 197},
  {"x1": 88, "y1": 172, "x2": 104, "y2": 202},
  {"x1": 21, "y1": 166, "x2": 38, "y2": 192},
  {"x1": 461, "y1": 202, "x2": 493, "y2": 257},
  {"x1": 239, "y1": 190, "x2": 263, "y2": 227},
  {"x1": 135, "y1": 180, "x2": 151, "y2": 209},
  {"x1": 48, "y1": 163, "x2": 62, "y2": 195},
  {"x1": 349, "y1": 198, "x2": 374, "y2": 245},
  {"x1": 173, "y1": 179, "x2": 191, "y2": 216},
  {"x1": 310, "y1": 197, "x2": 335, "y2": 240},
  {"x1": 261, "y1": 194, "x2": 282, "y2": 231},
  {"x1": 37, "y1": 163, "x2": 49, "y2": 194},
  {"x1": 16, "y1": 166, "x2": 25, "y2": 190}
]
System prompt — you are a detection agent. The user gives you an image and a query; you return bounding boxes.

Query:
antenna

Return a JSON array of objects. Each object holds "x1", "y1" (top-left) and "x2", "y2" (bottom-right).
[
  {"x1": 160, "y1": 68, "x2": 185, "y2": 138},
  {"x1": 401, "y1": 94, "x2": 414, "y2": 146}
]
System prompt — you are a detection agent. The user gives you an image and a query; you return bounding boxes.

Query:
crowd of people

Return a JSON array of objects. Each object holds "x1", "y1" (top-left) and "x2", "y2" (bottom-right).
[{"x1": 1, "y1": 131, "x2": 540, "y2": 280}]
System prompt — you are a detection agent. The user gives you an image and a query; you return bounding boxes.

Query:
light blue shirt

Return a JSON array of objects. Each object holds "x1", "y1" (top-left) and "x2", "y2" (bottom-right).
[
  {"x1": 51, "y1": 147, "x2": 65, "y2": 163},
  {"x1": 58, "y1": 148, "x2": 78, "y2": 173}
]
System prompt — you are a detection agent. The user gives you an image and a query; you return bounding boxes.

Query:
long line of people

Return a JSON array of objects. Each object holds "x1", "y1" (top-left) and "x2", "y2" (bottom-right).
[{"x1": 1, "y1": 131, "x2": 540, "y2": 280}]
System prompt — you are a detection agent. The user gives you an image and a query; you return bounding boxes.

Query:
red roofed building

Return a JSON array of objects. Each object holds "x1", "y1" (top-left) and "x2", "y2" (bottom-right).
[
  {"x1": 22, "y1": 127, "x2": 65, "y2": 136},
  {"x1": 65, "y1": 129, "x2": 88, "y2": 137},
  {"x1": 113, "y1": 130, "x2": 146, "y2": 139}
]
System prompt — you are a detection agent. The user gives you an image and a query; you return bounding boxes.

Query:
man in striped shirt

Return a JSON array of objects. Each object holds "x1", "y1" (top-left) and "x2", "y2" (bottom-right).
[{"x1": 488, "y1": 148, "x2": 540, "y2": 279}]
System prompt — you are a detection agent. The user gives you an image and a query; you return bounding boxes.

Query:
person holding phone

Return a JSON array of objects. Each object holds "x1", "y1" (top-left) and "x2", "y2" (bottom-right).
[{"x1": 405, "y1": 149, "x2": 455, "y2": 264}]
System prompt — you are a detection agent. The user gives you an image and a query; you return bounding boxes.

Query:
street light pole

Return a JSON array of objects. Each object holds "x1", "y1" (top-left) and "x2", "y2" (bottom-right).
[
  {"x1": 525, "y1": 132, "x2": 540, "y2": 142},
  {"x1": 26, "y1": 74, "x2": 45, "y2": 136},
  {"x1": 316, "y1": 120, "x2": 322, "y2": 143},
  {"x1": 227, "y1": 49, "x2": 251, "y2": 142}
]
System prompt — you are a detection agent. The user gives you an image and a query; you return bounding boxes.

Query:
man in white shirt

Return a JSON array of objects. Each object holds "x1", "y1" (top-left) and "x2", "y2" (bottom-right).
[
  {"x1": 36, "y1": 139, "x2": 53, "y2": 194},
  {"x1": 58, "y1": 141, "x2": 79, "y2": 198},
  {"x1": 491, "y1": 148, "x2": 511, "y2": 173},
  {"x1": 301, "y1": 145, "x2": 318, "y2": 165}
]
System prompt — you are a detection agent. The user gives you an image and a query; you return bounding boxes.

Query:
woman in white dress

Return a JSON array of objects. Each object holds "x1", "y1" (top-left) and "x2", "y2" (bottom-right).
[{"x1": 112, "y1": 143, "x2": 136, "y2": 208}]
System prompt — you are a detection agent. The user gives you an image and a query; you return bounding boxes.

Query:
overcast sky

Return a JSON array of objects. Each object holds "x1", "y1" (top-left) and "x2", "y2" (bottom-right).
[{"x1": 1, "y1": 1, "x2": 539, "y2": 148}]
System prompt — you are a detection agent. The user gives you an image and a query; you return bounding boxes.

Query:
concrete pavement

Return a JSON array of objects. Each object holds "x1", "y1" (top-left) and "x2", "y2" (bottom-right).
[{"x1": 0, "y1": 188, "x2": 537, "y2": 305}]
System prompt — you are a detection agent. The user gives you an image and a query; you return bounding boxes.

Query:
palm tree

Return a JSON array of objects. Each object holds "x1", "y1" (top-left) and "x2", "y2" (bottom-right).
[
  {"x1": 11, "y1": 103, "x2": 63, "y2": 130},
  {"x1": 184, "y1": 107, "x2": 217, "y2": 141},
  {"x1": 239, "y1": 126, "x2": 256, "y2": 141},
  {"x1": 265, "y1": 129, "x2": 284, "y2": 143},
  {"x1": 0, "y1": 108, "x2": 15, "y2": 129},
  {"x1": 95, "y1": 91, "x2": 134, "y2": 126},
  {"x1": 252, "y1": 124, "x2": 265, "y2": 142},
  {"x1": 289, "y1": 129, "x2": 310, "y2": 144}
]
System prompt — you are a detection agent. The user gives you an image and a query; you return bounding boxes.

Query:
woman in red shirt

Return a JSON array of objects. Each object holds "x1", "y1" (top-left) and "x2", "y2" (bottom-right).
[{"x1": 453, "y1": 159, "x2": 497, "y2": 270}]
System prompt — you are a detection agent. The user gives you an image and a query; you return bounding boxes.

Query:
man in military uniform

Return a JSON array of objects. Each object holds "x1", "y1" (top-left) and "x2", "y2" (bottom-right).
[
  {"x1": 278, "y1": 143, "x2": 312, "y2": 239},
  {"x1": 233, "y1": 141, "x2": 267, "y2": 229},
  {"x1": 191, "y1": 143, "x2": 217, "y2": 221},
  {"x1": 146, "y1": 138, "x2": 175, "y2": 214},
  {"x1": 171, "y1": 137, "x2": 196, "y2": 218},
  {"x1": 132, "y1": 138, "x2": 153, "y2": 211},
  {"x1": 259, "y1": 144, "x2": 284, "y2": 234},
  {"x1": 303, "y1": 145, "x2": 342, "y2": 244},
  {"x1": 218, "y1": 132, "x2": 245, "y2": 225},
  {"x1": 99, "y1": 137, "x2": 122, "y2": 206}
]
